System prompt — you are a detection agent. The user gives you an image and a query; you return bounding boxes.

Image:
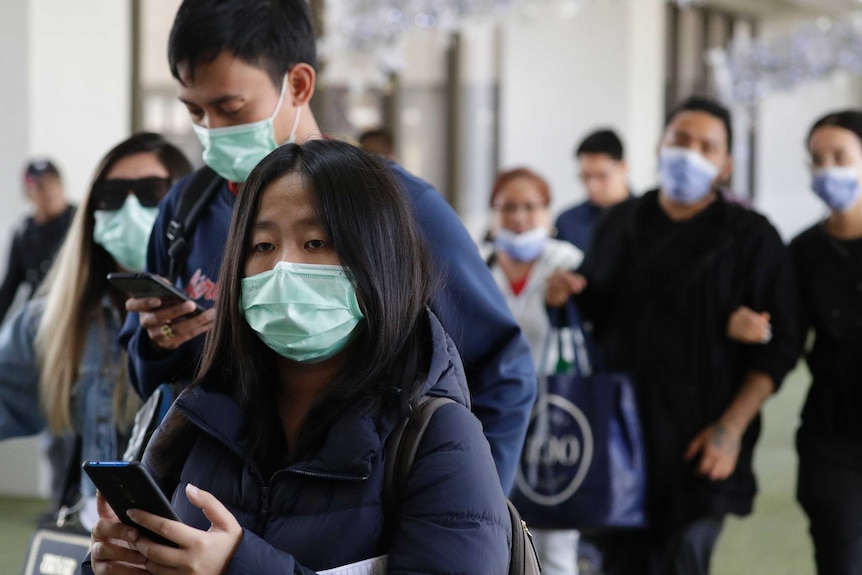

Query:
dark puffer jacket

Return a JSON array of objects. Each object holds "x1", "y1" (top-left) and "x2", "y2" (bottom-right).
[{"x1": 138, "y1": 311, "x2": 510, "y2": 574}]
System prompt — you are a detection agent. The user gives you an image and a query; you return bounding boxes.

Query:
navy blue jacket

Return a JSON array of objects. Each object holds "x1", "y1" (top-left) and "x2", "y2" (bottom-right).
[
  {"x1": 556, "y1": 200, "x2": 608, "y2": 254},
  {"x1": 119, "y1": 162, "x2": 535, "y2": 492},
  {"x1": 118, "y1": 311, "x2": 510, "y2": 575}
]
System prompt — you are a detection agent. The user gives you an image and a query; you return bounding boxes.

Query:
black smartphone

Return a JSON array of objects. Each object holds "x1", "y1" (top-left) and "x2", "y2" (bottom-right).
[
  {"x1": 107, "y1": 272, "x2": 203, "y2": 315},
  {"x1": 82, "y1": 461, "x2": 181, "y2": 547}
]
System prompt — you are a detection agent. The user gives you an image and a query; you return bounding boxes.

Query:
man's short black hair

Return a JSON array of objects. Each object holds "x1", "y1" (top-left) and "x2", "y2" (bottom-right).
[
  {"x1": 575, "y1": 129, "x2": 624, "y2": 161},
  {"x1": 358, "y1": 128, "x2": 393, "y2": 146},
  {"x1": 168, "y1": 0, "x2": 317, "y2": 89},
  {"x1": 358, "y1": 128, "x2": 394, "y2": 154},
  {"x1": 667, "y1": 96, "x2": 734, "y2": 152}
]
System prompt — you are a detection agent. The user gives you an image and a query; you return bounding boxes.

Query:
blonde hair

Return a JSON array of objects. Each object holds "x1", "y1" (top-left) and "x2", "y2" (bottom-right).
[{"x1": 34, "y1": 204, "x2": 136, "y2": 434}]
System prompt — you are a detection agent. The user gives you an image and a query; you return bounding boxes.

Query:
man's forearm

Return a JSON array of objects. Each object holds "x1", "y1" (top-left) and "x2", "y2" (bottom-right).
[{"x1": 718, "y1": 371, "x2": 774, "y2": 436}]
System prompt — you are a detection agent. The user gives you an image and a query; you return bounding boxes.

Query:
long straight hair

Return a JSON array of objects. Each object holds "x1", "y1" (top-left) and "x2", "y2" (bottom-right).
[
  {"x1": 35, "y1": 133, "x2": 192, "y2": 434},
  {"x1": 150, "y1": 140, "x2": 435, "y2": 473}
]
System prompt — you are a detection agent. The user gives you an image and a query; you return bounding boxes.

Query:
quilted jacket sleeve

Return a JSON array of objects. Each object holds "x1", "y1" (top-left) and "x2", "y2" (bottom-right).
[
  {"x1": 226, "y1": 529, "x2": 318, "y2": 575},
  {"x1": 386, "y1": 401, "x2": 512, "y2": 574}
]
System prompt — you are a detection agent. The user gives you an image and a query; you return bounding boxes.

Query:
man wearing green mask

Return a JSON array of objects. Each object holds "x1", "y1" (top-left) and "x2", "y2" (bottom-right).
[{"x1": 118, "y1": 0, "x2": 536, "y2": 493}]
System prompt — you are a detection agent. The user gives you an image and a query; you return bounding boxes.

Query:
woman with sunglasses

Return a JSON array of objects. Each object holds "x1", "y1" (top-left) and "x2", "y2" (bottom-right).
[
  {"x1": 87, "y1": 140, "x2": 510, "y2": 575},
  {"x1": 0, "y1": 133, "x2": 191, "y2": 529}
]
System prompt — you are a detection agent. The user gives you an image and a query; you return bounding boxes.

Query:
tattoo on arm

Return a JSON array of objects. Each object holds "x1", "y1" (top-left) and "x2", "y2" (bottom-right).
[{"x1": 709, "y1": 423, "x2": 740, "y2": 454}]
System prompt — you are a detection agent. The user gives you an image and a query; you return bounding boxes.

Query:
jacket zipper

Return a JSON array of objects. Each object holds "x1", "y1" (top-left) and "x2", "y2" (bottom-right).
[
  {"x1": 285, "y1": 468, "x2": 369, "y2": 482},
  {"x1": 177, "y1": 407, "x2": 272, "y2": 535},
  {"x1": 176, "y1": 405, "x2": 368, "y2": 537},
  {"x1": 256, "y1": 486, "x2": 269, "y2": 536}
]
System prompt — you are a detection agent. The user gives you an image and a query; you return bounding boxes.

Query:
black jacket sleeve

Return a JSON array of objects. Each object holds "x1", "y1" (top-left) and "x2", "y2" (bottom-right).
[
  {"x1": 0, "y1": 231, "x2": 26, "y2": 324},
  {"x1": 737, "y1": 218, "x2": 802, "y2": 390}
]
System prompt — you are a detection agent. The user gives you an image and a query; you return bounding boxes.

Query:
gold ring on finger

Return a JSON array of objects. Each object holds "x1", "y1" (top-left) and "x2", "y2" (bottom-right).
[{"x1": 160, "y1": 324, "x2": 175, "y2": 340}]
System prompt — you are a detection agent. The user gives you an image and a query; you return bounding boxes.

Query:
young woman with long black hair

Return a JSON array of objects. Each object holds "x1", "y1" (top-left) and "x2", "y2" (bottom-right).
[{"x1": 88, "y1": 140, "x2": 510, "y2": 575}]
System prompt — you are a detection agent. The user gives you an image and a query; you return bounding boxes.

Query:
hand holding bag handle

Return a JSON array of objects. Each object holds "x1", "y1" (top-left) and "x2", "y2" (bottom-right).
[{"x1": 512, "y1": 299, "x2": 647, "y2": 530}]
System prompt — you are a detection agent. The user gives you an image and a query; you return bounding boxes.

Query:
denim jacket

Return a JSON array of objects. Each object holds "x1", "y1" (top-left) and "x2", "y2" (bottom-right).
[{"x1": 0, "y1": 297, "x2": 126, "y2": 497}]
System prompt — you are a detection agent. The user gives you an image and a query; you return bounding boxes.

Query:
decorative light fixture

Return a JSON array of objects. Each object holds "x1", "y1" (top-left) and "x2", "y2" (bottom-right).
[
  {"x1": 708, "y1": 16, "x2": 862, "y2": 108},
  {"x1": 319, "y1": 0, "x2": 698, "y2": 89}
]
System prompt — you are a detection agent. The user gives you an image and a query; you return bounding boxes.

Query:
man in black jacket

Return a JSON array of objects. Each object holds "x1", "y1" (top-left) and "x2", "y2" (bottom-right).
[
  {"x1": 0, "y1": 159, "x2": 74, "y2": 323},
  {"x1": 548, "y1": 97, "x2": 799, "y2": 575}
]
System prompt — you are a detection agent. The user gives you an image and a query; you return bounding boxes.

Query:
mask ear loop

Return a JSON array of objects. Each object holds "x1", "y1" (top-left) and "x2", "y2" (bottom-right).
[
  {"x1": 272, "y1": 75, "x2": 289, "y2": 120},
  {"x1": 287, "y1": 106, "x2": 302, "y2": 144},
  {"x1": 273, "y1": 74, "x2": 302, "y2": 145}
]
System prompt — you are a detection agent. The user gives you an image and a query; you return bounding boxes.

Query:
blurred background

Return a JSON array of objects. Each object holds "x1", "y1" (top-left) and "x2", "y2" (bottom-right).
[{"x1": 1, "y1": 0, "x2": 860, "y2": 572}]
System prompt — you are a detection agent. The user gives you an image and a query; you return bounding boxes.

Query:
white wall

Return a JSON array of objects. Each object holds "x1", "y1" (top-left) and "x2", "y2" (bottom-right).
[
  {"x1": 141, "y1": 0, "x2": 183, "y2": 87},
  {"x1": 455, "y1": 21, "x2": 499, "y2": 236},
  {"x1": 396, "y1": 28, "x2": 450, "y2": 195},
  {"x1": 0, "y1": 0, "x2": 131, "y2": 498},
  {"x1": 28, "y1": 0, "x2": 132, "y2": 204},
  {"x1": 498, "y1": 0, "x2": 666, "y2": 224},
  {"x1": 0, "y1": 0, "x2": 33, "y2": 273}
]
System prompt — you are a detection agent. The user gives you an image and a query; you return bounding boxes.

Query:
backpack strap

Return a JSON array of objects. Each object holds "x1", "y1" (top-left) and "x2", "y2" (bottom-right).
[
  {"x1": 166, "y1": 166, "x2": 222, "y2": 283},
  {"x1": 383, "y1": 396, "x2": 454, "y2": 508}
]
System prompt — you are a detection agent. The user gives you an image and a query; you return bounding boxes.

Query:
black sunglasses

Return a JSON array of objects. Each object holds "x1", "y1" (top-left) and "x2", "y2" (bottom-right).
[{"x1": 92, "y1": 177, "x2": 172, "y2": 210}]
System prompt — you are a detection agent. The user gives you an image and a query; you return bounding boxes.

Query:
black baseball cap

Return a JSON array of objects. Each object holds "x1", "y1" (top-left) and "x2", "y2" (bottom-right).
[{"x1": 24, "y1": 159, "x2": 60, "y2": 184}]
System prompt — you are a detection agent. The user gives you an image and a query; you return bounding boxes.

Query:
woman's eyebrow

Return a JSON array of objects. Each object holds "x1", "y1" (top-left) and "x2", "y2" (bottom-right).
[{"x1": 252, "y1": 219, "x2": 278, "y2": 231}]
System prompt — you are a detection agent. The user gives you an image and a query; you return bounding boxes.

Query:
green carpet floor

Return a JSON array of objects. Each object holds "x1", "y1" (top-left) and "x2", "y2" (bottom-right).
[
  {"x1": 712, "y1": 366, "x2": 816, "y2": 575},
  {"x1": 0, "y1": 496, "x2": 51, "y2": 574},
  {"x1": 0, "y1": 367, "x2": 820, "y2": 574}
]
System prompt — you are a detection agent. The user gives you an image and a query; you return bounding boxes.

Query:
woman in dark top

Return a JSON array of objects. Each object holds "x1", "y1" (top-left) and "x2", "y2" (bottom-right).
[
  {"x1": 791, "y1": 110, "x2": 862, "y2": 575},
  {"x1": 87, "y1": 140, "x2": 510, "y2": 575}
]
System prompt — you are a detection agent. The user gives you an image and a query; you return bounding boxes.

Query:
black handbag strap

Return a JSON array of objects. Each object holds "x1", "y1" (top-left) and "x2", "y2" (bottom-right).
[
  {"x1": 58, "y1": 435, "x2": 83, "y2": 509},
  {"x1": 166, "y1": 167, "x2": 222, "y2": 283},
  {"x1": 49, "y1": 435, "x2": 84, "y2": 528}
]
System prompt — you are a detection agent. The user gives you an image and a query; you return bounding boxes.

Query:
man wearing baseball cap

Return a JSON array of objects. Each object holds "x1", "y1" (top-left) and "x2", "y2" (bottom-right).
[{"x1": 0, "y1": 159, "x2": 75, "y2": 322}]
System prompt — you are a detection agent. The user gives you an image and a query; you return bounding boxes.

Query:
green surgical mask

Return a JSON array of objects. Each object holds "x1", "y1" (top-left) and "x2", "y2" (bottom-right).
[
  {"x1": 192, "y1": 75, "x2": 301, "y2": 183},
  {"x1": 93, "y1": 195, "x2": 159, "y2": 271},
  {"x1": 241, "y1": 261, "x2": 365, "y2": 363}
]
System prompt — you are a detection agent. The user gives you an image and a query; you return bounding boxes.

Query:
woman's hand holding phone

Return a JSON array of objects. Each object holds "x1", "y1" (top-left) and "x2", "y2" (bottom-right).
[
  {"x1": 90, "y1": 491, "x2": 147, "y2": 574},
  {"x1": 132, "y1": 484, "x2": 242, "y2": 575},
  {"x1": 91, "y1": 485, "x2": 242, "y2": 575},
  {"x1": 126, "y1": 296, "x2": 216, "y2": 351}
]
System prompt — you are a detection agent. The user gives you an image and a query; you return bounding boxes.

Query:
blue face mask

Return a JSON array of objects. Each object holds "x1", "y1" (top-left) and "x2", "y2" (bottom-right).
[
  {"x1": 192, "y1": 75, "x2": 301, "y2": 183},
  {"x1": 812, "y1": 167, "x2": 861, "y2": 212},
  {"x1": 494, "y1": 227, "x2": 548, "y2": 262},
  {"x1": 658, "y1": 147, "x2": 720, "y2": 205},
  {"x1": 241, "y1": 261, "x2": 365, "y2": 364}
]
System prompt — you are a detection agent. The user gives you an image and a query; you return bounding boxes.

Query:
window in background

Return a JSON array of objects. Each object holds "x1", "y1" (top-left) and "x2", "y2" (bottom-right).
[{"x1": 132, "y1": 0, "x2": 202, "y2": 167}]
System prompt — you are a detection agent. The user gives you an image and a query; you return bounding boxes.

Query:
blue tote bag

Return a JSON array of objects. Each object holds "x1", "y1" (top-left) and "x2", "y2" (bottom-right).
[{"x1": 510, "y1": 302, "x2": 647, "y2": 530}]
